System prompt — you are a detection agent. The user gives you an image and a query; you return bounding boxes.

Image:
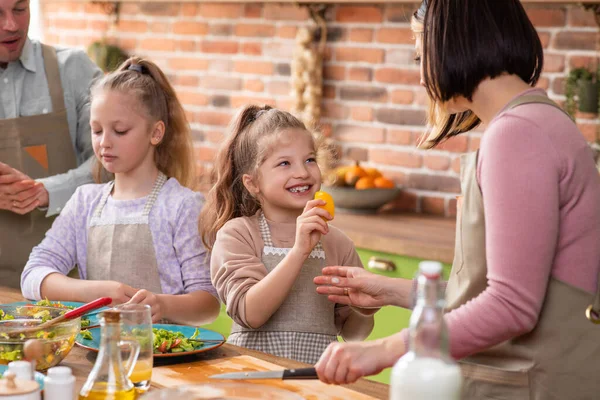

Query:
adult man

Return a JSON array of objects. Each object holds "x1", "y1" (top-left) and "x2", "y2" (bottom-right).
[{"x1": 1, "y1": 0, "x2": 102, "y2": 287}]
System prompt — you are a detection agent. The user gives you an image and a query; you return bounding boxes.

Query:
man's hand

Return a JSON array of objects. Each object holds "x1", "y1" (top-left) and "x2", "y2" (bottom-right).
[{"x1": 0, "y1": 162, "x2": 49, "y2": 214}]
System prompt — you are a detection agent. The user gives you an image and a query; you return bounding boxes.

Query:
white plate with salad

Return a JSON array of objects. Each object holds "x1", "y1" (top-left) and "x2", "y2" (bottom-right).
[{"x1": 75, "y1": 324, "x2": 225, "y2": 358}]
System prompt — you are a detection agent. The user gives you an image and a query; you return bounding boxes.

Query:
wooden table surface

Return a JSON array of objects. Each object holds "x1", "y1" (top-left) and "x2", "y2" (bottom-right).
[
  {"x1": 332, "y1": 211, "x2": 456, "y2": 264},
  {"x1": 0, "y1": 286, "x2": 389, "y2": 399}
]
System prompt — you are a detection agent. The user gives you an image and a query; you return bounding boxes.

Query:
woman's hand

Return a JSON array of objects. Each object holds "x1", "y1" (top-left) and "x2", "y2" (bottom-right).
[
  {"x1": 127, "y1": 289, "x2": 164, "y2": 323},
  {"x1": 314, "y1": 266, "x2": 405, "y2": 308},
  {"x1": 315, "y1": 338, "x2": 401, "y2": 384},
  {"x1": 292, "y1": 199, "x2": 332, "y2": 258}
]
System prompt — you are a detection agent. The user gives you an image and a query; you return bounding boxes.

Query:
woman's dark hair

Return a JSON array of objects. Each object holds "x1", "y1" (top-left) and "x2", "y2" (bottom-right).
[{"x1": 415, "y1": 0, "x2": 544, "y2": 147}]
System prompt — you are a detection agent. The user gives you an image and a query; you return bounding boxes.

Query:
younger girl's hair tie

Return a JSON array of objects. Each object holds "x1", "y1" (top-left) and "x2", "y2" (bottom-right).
[{"x1": 128, "y1": 64, "x2": 144, "y2": 73}]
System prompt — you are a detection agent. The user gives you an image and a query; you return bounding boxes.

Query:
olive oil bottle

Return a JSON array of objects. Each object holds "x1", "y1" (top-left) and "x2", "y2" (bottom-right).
[{"x1": 78, "y1": 310, "x2": 140, "y2": 400}]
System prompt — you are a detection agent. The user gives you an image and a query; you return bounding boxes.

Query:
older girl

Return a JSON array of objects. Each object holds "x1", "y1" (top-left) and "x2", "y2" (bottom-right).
[{"x1": 21, "y1": 57, "x2": 220, "y2": 326}]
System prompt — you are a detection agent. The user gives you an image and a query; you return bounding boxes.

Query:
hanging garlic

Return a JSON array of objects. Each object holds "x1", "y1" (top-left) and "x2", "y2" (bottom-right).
[{"x1": 291, "y1": 9, "x2": 327, "y2": 129}]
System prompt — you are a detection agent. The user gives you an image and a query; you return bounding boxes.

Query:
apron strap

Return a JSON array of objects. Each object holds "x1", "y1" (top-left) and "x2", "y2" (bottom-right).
[
  {"x1": 92, "y1": 181, "x2": 115, "y2": 219},
  {"x1": 91, "y1": 172, "x2": 167, "y2": 219},
  {"x1": 258, "y1": 210, "x2": 324, "y2": 253},
  {"x1": 142, "y1": 172, "x2": 167, "y2": 216},
  {"x1": 505, "y1": 94, "x2": 600, "y2": 324},
  {"x1": 503, "y1": 94, "x2": 570, "y2": 119},
  {"x1": 258, "y1": 211, "x2": 275, "y2": 247},
  {"x1": 40, "y1": 44, "x2": 66, "y2": 113}
]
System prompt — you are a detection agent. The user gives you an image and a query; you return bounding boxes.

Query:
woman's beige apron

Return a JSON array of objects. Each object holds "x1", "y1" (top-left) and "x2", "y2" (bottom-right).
[
  {"x1": 228, "y1": 211, "x2": 338, "y2": 364},
  {"x1": 0, "y1": 44, "x2": 76, "y2": 288},
  {"x1": 446, "y1": 95, "x2": 600, "y2": 399},
  {"x1": 85, "y1": 172, "x2": 165, "y2": 294}
]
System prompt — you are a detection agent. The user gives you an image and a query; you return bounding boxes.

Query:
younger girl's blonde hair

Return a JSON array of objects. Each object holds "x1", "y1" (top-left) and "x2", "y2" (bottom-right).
[
  {"x1": 90, "y1": 56, "x2": 196, "y2": 188},
  {"x1": 200, "y1": 105, "x2": 330, "y2": 250}
]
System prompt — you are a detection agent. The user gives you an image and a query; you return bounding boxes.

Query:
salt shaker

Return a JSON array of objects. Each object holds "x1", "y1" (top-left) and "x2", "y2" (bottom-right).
[
  {"x1": 6, "y1": 362, "x2": 33, "y2": 382},
  {"x1": 0, "y1": 370, "x2": 41, "y2": 400},
  {"x1": 44, "y1": 367, "x2": 75, "y2": 400}
]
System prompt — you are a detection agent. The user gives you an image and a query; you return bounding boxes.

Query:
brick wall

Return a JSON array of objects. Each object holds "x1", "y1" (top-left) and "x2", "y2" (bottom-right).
[{"x1": 41, "y1": 2, "x2": 600, "y2": 216}]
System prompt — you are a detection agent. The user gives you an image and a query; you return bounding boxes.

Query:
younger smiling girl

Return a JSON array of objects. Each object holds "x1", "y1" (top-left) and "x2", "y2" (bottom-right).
[
  {"x1": 21, "y1": 57, "x2": 220, "y2": 326},
  {"x1": 201, "y1": 105, "x2": 375, "y2": 364}
]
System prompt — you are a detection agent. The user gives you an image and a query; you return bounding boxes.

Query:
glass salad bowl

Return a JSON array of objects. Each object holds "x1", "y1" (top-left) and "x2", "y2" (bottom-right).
[{"x1": 0, "y1": 305, "x2": 80, "y2": 371}]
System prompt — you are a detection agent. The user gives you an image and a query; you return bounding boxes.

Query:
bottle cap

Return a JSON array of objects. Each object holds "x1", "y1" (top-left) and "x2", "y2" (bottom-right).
[
  {"x1": 419, "y1": 260, "x2": 442, "y2": 279},
  {"x1": 47, "y1": 366, "x2": 73, "y2": 379},
  {"x1": 0, "y1": 370, "x2": 39, "y2": 395},
  {"x1": 7, "y1": 360, "x2": 33, "y2": 381},
  {"x1": 101, "y1": 310, "x2": 121, "y2": 323}
]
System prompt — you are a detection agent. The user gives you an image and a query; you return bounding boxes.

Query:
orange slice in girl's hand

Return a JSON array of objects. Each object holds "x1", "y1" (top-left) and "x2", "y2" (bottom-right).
[{"x1": 314, "y1": 191, "x2": 335, "y2": 221}]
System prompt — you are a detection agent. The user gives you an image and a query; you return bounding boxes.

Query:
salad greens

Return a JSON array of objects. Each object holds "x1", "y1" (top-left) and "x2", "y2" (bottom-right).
[
  {"x1": 153, "y1": 327, "x2": 203, "y2": 354},
  {"x1": 1, "y1": 301, "x2": 81, "y2": 369},
  {"x1": 0, "y1": 309, "x2": 14, "y2": 321},
  {"x1": 80, "y1": 330, "x2": 94, "y2": 340},
  {"x1": 33, "y1": 299, "x2": 91, "y2": 327},
  {"x1": 79, "y1": 328, "x2": 206, "y2": 354}
]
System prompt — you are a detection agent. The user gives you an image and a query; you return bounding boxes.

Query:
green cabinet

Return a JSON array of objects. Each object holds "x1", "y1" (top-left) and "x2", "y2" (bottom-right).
[
  {"x1": 355, "y1": 248, "x2": 451, "y2": 384},
  {"x1": 201, "y1": 248, "x2": 451, "y2": 385}
]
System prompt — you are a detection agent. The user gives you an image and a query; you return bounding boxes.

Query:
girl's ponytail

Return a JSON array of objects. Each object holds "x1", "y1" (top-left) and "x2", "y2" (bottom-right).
[{"x1": 200, "y1": 105, "x2": 268, "y2": 249}]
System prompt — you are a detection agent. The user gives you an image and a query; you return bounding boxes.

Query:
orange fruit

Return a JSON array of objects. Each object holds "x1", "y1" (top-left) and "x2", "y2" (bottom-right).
[
  {"x1": 355, "y1": 176, "x2": 376, "y2": 190},
  {"x1": 314, "y1": 191, "x2": 335, "y2": 220},
  {"x1": 365, "y1": 167, "x2": 382, "y2": 180},
  {"x1": 374, "y1": 177, "x2": 395, "y2": 189},
  {"x1": 344, "y1": 162, "x2": 367, "y2": 186}
]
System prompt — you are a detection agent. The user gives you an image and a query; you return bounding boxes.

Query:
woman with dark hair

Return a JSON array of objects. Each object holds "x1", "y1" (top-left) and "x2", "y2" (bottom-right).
[{"x1": 313, "y1": 0, "x2": 600, "y2": 398}]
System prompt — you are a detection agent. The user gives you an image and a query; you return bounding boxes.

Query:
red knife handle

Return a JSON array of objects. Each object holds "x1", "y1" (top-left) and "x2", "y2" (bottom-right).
[{"x1": 63, "y1": 297, "x2": 112, "y2": 320}]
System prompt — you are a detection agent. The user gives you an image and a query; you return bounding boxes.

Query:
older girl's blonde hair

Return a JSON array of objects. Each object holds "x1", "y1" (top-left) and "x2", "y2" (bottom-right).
[
  {"x1": 199, "y1": 105, "x2": 331, "y2": 250},
  {"x1": 90, "y1": 56, "x2": 196, "y2": 188}
]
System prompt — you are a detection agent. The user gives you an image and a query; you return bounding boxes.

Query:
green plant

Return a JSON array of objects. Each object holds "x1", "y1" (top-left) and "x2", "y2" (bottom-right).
[
  {"x1": 565, "y1": 65, "x2": 600, "y2": 119},
  {"x1": 87, "y1": 41, "x2": 128, "y2": 73}
]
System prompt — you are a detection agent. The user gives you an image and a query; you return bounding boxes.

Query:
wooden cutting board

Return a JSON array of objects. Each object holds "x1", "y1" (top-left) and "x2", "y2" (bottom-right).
[{"x1": 151, "y1": 355, "x2": 379, "y2": 400}]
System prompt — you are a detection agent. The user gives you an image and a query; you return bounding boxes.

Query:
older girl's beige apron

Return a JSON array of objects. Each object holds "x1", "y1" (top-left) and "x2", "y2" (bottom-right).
[
  {"x1": 227, "y1": 211, "x2": 338, "y2": 365},
  {"x1": 447, "y1": 95, "x2": 600, "y2": 399},
  {"x1": 85, "y1": 172, "x2": 165, "y2": 294},
  {"x1": 0, "y1": 44, "x2": 76, "y2": 288}
]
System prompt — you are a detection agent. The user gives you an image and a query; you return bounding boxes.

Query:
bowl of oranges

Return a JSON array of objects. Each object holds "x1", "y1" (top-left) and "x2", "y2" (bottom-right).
[{"x1": 322, "y1": 162, "x2": 401, "y2": 214}]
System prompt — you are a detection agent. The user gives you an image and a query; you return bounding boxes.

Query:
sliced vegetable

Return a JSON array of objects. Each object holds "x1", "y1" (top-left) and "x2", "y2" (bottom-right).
[
  {"x1": 80, "y1": 330, "x2": 94, "y2": 340},
  {"x1": 151, "y1": 328, "x2": 204, "y2": 354}
]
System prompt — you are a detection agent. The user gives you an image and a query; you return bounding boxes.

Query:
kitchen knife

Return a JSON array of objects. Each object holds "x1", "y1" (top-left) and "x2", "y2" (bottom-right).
[{"x1": 210, "y1": 367, "x2": 317, "y2": 380}]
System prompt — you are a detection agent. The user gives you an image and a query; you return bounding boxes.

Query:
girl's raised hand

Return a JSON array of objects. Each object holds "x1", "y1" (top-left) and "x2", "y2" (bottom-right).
[
  {"x1": 292, "y1": 199, "x2": 332, "y2": 258},
  {"x1": 127, "y1": 289, "x2": 164, "y2": 323}
]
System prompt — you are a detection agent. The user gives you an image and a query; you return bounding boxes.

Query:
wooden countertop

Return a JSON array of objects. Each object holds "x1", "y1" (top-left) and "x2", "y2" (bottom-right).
[
  {"x1": 0, "y1": 287, "x2": 388, "y2": 399},
  {"x1": 331, "y1": 211, "x2": 456, "y2": 264}
]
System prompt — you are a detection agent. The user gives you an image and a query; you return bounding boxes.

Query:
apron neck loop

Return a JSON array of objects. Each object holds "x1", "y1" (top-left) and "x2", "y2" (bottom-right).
[
  {"x1": 258, "y1": 210, "x2": 324, "y2": 254},
  {"x1": 503, "y1": 94, "x2": 570, "y2": 119},
  {"x1": 258, "y1": 210, "x2": 275, "y2": 247},
  {"x1": 40, "y1": 44, "x2": 66, "y2": 113},
  {"x1": 93, "y1": 171, "x2": 167, "y2": 219},
  {"x1": 142, "y1": 172, "x2": 167, "y2": 216}
]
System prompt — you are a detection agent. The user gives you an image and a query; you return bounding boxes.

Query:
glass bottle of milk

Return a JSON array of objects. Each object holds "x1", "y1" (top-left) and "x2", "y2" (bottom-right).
[{"x1": 390, "y1": 261, "x2": 462, "y2": 400}]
